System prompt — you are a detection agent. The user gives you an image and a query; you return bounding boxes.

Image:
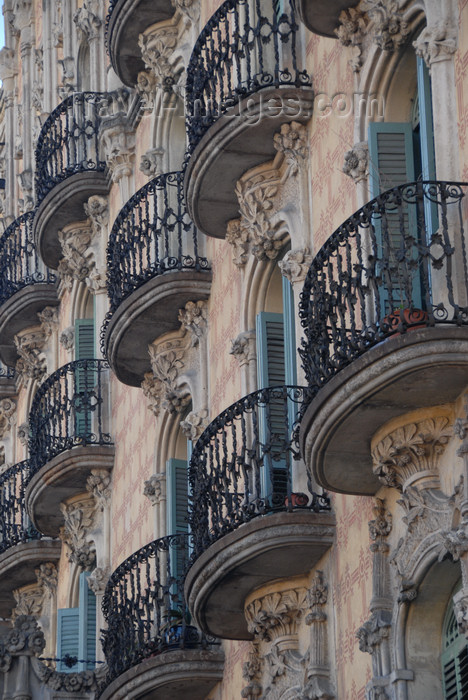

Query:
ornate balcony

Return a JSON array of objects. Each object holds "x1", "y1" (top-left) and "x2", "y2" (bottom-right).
[
  {"x1": 184, "y1": 0, "x2": 313, "y2": 238},
  {"x1": 0, "y1": 211, "x2": 58, "y2": 367},
  {"x1": 294, "y1": 0, "x2": 360, "y2": 36},
  {"x1": 103, "y1": 171, "x2": 211, "y2": 386},
  {"x1": 100, "y1": 534, "x2": 224, "y2": 700},
  {"x1": 34, "y1": 92, "x2": 109, "y2": 269},
  {"x1": 185, "y1": 386, "x2": 334, "y2": 640},
  {"x1": 0, "y1": 364, "x2": 16, "y2": 398},
  {"x1": 0, "y1": 461, "x2": 61, "y2": 616},
  {"x1": 26, "y1": 360, "x2": 114, "y2": 536},
  {"x1": 299, "y1": 181, "x2": 468, "y2": 496},
  {"x1": 105, "y1": 0, "x2": 175, "y2": 87}
]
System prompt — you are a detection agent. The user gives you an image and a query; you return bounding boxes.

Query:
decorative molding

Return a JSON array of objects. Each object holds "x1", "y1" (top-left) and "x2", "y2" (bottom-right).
[
  {"x1": 371, "y1": 414, "x2": 452, "y2": 490},
  {"x1": 226, "y1": 218, "x2": 250, "y2": 268},
  {"x1": 178, "y1": 300, "x2": 208, "y2": 346},
  {"x1": 12, "y1": 583, "x2": 45, "y2": 621},
  {"x1": 0, "y1": 398, "x2": 16, "y2": 439},
  {"x1": 136, "y1": 70, "x2": 158, "y2": 112},
  {"x1": 413, "y1": 21, "x2": 457, "y2": 67},
  {"x1": 302, "y1": 572, "x2": 335, "y2": 700},
  {"x1": 99, "y1": 114, "x2": 136, "y2": 183},
  {"x1": 273, "y1": 121, "x2": 308, "y2": 177},
  {"x1": 234, "y1": 172, "x2": 283, "y2": 263},
  {"x1": 84, "y1": 194, "x2": 108, "y2": 236},
  {"x1": 369, "y1": 498, "x2": 392, "y2": 542},
  {"x1": 141, "y1": 372, "x2": 164, "y2": 417},
  {"x1": 38, "y1": 306, "x2": 59, "y2": 338},
  {"x1": 140, "y1": 147, "x2": 165, "y2": 177},
  {"x1": 143, "y1": 473, "x2": 166, "y2": 506},
  {"x1": 73, "y1": 0, "x2": 101, "y2": 41},
  {"x1": 35, "y1": 562, "x2": 58, "y2": 597},
  {"x1": 278, "y1": 248, "x2": 312, "y2": 284},
  {"x1": 87, "y1": 566, "x2": 111, "y2": 595},
  {"x1": 59, "y1": 326, "x2": 75, "y2": 351},
  {"x1": 87, "y1": 268, "x2": 108, "y2": 294},
  {"x1": 242, "y1": 645, "x2": 263, "y2": 700},
  {"x1": 230, "y1": 330, "x2": 256, "y2": 367},
  {"x1": 1, "y1": 616, "x2": 46, "y2": 660},
  {"x1": 146, "y1": 336, "x2": 191, "y2": 415},
  {"x1": 335, "y1": 8, "x2": 368, "y2": 72},
  {"x1": 14, "y1": 328, "x2": 47, "y2": 382},
  {"x1": 356, "y1": 609, "x2": 392, "y2": 655},
  {"x1": 139, "y1": 25, "x2": 178, "y2": 90},
  {"x1": 180, "y1": 410, "x2": 208, "y2": 441},
  {"x1": 245, "y1": 587, "x2": 308, "y2": 642},
  {"x1": 60, "y1": 496, "x2": 97, "y2": 570},
  {"x1": 343, "y1": 142, "x2": 369, "y2": 183},
  {"x1": 362, "y1": 0, "x2": 410, "y2": 52},
  {"x1": 57, "y1": 221, "x2": 94, "y2": 290},
  {"x1": 86, "y1": 469, "x2": 112, "y2": 510}
]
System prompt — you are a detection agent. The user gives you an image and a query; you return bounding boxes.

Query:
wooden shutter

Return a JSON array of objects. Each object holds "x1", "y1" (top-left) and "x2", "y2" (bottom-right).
[
  {"x1": 57, "y1": 607, "x2": 79, "y2": 672},
  {"x1": 74, "y1": 319, "x2": 95, "y2": 437},
  {"x1": 74, "y1": 318, "x2": 95, "y2": 360},
  {"x1": 78, "y1": 571, "x2": 96, "y2": 671},
  {"x1": 442, "y1": 595, "x2": 468, "y2": 698},
  {"x1": 167, "y1": 458, "x2": 189, "y2": 579},
  {"x1": 417, "y1": 55, "x2": 438, "y2": 237}
]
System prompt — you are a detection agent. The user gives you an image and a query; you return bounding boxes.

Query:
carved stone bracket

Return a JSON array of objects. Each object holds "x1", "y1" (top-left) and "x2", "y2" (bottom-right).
[
  {"x1": 278, "y1": 248, "x2": 312, "y2": 285},
  {"x1": 140, "y1": 147, "x2": 165, "y2": 177},
  {"x1": 38, "y1": 306, "x2": 59, "y2": 339},
  {"x1": 143, "y1": 473, "x2": 166, "y2": 506},
  {"x1": 139, "y1": 24, "x2": 178, "y2": 91},
  {"x1": 230, "y1": 331, "x2": 256, "y2": 367},
  {"x1": 171, "y1": 0, "x2": 199, "y2": 23},
  {"x1": 35, "y1": 562, "x2": 58, "y2": 597},
  {"x1": 87, "y1": 565, "x2": 111, "y2": 595},
  {"x1": 0, "y1": 398, "x2": 16, "y2": 439},
  {"x1": 413, "y1": 21, "x2": 457, "y2": 67},
  {"x1": 245, "y1": 587, "x2": 307, "y2": 643},
  {"x1": 86, "y1": 469, "x2": 112, "y2": 511},
  {"x1": 99, "y1": 113, "x2": 136, "y2": 183},
  {"x1": 144, "y1": 335, "x2": 191, "y2": 416},
  {"x1": 14, "y1": 327, "x2": 47, "y2": 382},
  {"x1": 178, "y1": 300, "x2": 208, "y2": 346},
  {"x1": 362, "y1": 0, "x2": 410, "y2": 52},
  {"x1": 343, "y1": 142, "x2": 369, "y2": 183},
  {"x1": 59, "y1": 326, "x2": 75, "y2": 352},
  {"x1": 273, "y1": 121, "x2": 308, "y2": 177},
  {"x1": 335, "y1": 7, "x2": 368, "y2": 72},
  {"x1": 180, "y1": 410, "x2": 208, "y2": 441},
  {"x1": 137, "y1": 70, "x2": 158, "y2": 112},
  {"x1": 356, "y1": 609, "x2": 392, "y2": 655},
  {"x1": 60, "y1": 496, "x2": 97, "y2": 570},
  {"x1": 84, "y1": 194, "x2": 108, "y2": 237},
  {"x1": 57, "y1": 221, "x2": 94, "y2": 290},
  {"x1": 12, "y1": 584, "x2": 45, "y2": 621},
  {"x1": 73, "y1": 0, "x2": 101, "y2": 41}
]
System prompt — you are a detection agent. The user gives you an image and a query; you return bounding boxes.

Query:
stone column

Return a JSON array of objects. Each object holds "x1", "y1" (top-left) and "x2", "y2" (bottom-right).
[{"x1": 302, "y1": 571, "x2": 335, "y2": 699}]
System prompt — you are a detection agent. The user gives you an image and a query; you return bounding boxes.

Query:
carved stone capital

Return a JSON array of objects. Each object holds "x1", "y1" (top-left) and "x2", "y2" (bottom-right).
[
  {"x1": 139, "y1": 25, "x2": 178, "y2": 90},
  {"x1": 368, "y1": 498, "x2": 392, "y2": 541},
  {"x1": 0, "y1": 398, "x2": 16, "y2": 439},
  {"x1": 343, "y1": 141, "x2": 369, "y2": 183},
  {"x1": 14, "y1": 327, "x2": 47, "y2": 382},
  {"x1": 60, "y1": 496, "x2": 97, "y2": 570},
  {"x1": 87, "y1": 566, "x2": 111, "y2": 595},
  {"x1": 356, "y1": 610, "x2": 392, "y2": 654},
  {"x1": 84, "y1": 194, "x2": 108, "y2": 236},
  {"x1": 38, "y1": 306, "x2": 59, "y2": 338},
  {"x1": 180, "y1": 410, "x2": 208, "y2": 441},
  {"x1": 86, "y1": 469, "x2": 111, "y2": 510},
  {"x1": 178, "y1": 300, "x2": 208, "y2": 345},
  {"x1": 143, "y1": 473, "x2": 166, "y2": 506},
  {"x1": 12, "y1": 583, "x2": 45, "y2": 621},
  {"x1": 230, "y1": 331, "x2": 256, "y2": 367},
  {"x1": 59, "y1": 326, "x2": 75, "y2": 351},
  {"x1": 413, "y1": 21, "x2": 457, "y2": 67},
  {"x1": 99, "y1": 115, "x2": 135, "y2": 183},
  {"x1": 363, "y1": 0, "x2": 410, "y2": 52},
  {"x1": 245, "y1": 587, "x2": 308, "y2": 642},
  {"x1": 278, "y1": 248, "x2": 312, "y2": 284},
  {"x1": 35, "y1": 562, "x2": 58, "y2": 596},
  {"x1": 73, "y1": 1, "x2": 101, "y2": 40},
  {"x1": 57, "y1": 221, "x2": 94, "y2": 289},
  {"x1": 335, "y1": 7, "x2": 367, "y2": 49},
  {"x1": 371, "y1": 413, "x2": 452, "y2": 490},
  {"x1": 140, "y1": 147, "x2": 165, "y2": 177},
  {"x1": 273, "y1": 121, "x2": 308, "y2": 177},
  {"x1": 86, "y1": 269, "x2": 108, "y2": 294}
]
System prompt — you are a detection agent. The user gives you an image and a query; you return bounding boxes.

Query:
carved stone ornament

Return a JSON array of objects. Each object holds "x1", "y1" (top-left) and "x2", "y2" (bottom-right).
[
  {"x1": 143, "y1": 473, "x2": 166, "y2": 505},
  {"x1": 140, "y1": 147, "x2": 165, "y2": 177},
  {"x1": 362, "y1": 0, "x2": 410, "y2": 52},
  {"x1": 57, "y1": 222, "x2": 94, "y2": 289},
  {"x1": 38, "y1": 306, "x2": 59, "y2": 338},
  {"x1": 343, "y1": 142, "x2": 369, "y2": 183},
  {"x1": 368, "y1": 498, "x2": 392, "y2": 541},
  {"x1": 35, "y1": 562, "x2": 58, "y2": 596},
  {"x1": 356, "y1": 610, "x2": 392, "y2": 654},
  {"x1": 32, "y1": 655, "x2": 105, "y2": 692},
  {"x1": 60, "y1": 326, "x2": 75, "y2": 351},
  {"x1": 234, "y1": 172, "x2": 283, "y2": 263},
  {"x1": 87, "y1": 565, "x2": 111, "y2": 595},
  {"x1": 17, "y1": 421, "x2": 29, "y2": 447},
  {"x1": 137, "y1": 70, "x2": 158, "y2": 111},
  {"x1": 335, "y1": 8, "x2": 368, "y2": 71},
  {"x1": 14, "y1": 328, "x2": 47, "y2": 382},
  {"x1": 2, "y1": 615, "x2": 46, "y2": 658},
  {"x1": 413, "y1": 21, "x2": 457, "y2": 67},
  {"x1": 139, "y1": 25, "x2": 178, "y2": 90},
  {"x1": 273, "y1": 121, "x2": 308, "y2": 177},
  {"x1": 230, "y1": 330, "x2": 256, "y2": 367},
  {"x1": 83, "y1": 194, "x2": 108, "y2": 236},
  {"x1": 171, "y1": 0, "x2": 199, "y2": 23},
  {"x1": 453, "y1": 588, "x2": 468, "y2": 637},
  {"x1": 141, "y1": 372, "x2": 164, "y2": 417},
  {"x1": 12, "y1": 584, "x2": 45, "y2": 621},
  {"x1": 278, "y1": 248, "x2": 312, "y2": 284},
  {"x1": 99, "y1": 115, "x2": 136, "y2": 183},
  {"x1": 147, "y1": 337, "x2": 191, "y2": 415},
  {"x1": 73, "y1": 0, "x2": 101, "y2": 41},
  {"x1": 86, "y1": 469, "x2": 112, "y2": 510},
  {"x1": 87, "y1": 269, "x2": 108, "y2": 294},
  {"x1": 60, "y1": 496, "x2": 97, "y2": 570},
  {"x1": 371, "y1": 414, "x2": 452, "y2": 490},
  {"x1": 180, "y1": 410, "x2": 208, "y2": 441},
  {"x1": 242, "y1": 645, "x2": 263, "y2": 700},
  {"x1": 178, "y1": 300, "x2": 208, "y2": 345},
  {"x1": 226, "y1": 218, "x2": 250, "y2": 267},
  {"x1": 245, "y1": 588, "x2": 308, "y2": 642},
  {"x1": 0, "y1": 398, "x2": 16, "y2": 439}
]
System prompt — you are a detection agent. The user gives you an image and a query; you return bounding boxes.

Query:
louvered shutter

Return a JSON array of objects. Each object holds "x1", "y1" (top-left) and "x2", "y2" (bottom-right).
[
  {"x1": 417, "y1": 55, "x2": 438, "y2": 236},
  {"x1": 442, "y1": 596, "x2": 468, "y2": 698},
  {"x1": 167, "y1": 458, "x2": 189, "y2": 579},
  {"x1": 78, "y1": 571, "x2": 96, "y2": 671},
  {"x1": 74, "y1": 319, "x2": 95, "y2": 438},
  {"x1": 57, "y1": 608, "x2": 79, "y2": 672}
]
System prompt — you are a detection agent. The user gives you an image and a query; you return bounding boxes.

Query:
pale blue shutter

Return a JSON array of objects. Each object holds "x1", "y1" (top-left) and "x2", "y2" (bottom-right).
[
  {"x1": 78, "y1": 571, "x2": 96, "y2": 671},
  {"x1": 74, "y1": 319, "x2": 95, "y2": 438},
  {"x1": 57, "y1": 608, "x2": 79, "y2": 672},
  {"x1": 442, "y1": 596, "x2": 468, "y2": 698},
  {"x1": 167, "y1": 458, "x2": 189, "y2": 579},
  {"x1": 417, "y1": 55, "x2": 438, "y2": 237},
  {"x1": 256, "y1": 312, "x2": 285, "y2": 389}
]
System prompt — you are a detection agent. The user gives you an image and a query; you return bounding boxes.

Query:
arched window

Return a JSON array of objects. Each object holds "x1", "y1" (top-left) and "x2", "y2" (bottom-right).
[{"x1": 442, "y1": 592, "x2": 468, "y2": 699}]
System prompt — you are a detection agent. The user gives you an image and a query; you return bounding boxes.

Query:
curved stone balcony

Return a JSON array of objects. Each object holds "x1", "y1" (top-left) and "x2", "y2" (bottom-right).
[
  {"x1": 0, "y1": 461, "x2": 61, "y2": 616},
  {"x1": 0, "y1": 212, "x2": 58, "y2": 367},
  {"x1": 103, "y1": 171, "x2": 211, "y2": 387},
  {"x1": 295, "y1": 0, "x2": 360, "y2": 36},
  {"x1": 184, "y1": 0, "x2": 314, "y2": 239},
  {"x1": 105, "y1": 0, "x2": 175, "y2": 87},
  {"x1": 33, "y1": 92, "x2": 109, "y2": 269},
  {"x1": 26, "y1": 360, "x2": 114, "y2": 536},
  {"x1": 299, "y1": 180, "x2": 468, "y2": 496},
  {"x1": 185, "y1": 386, "x2": 335, "y2": 640},
  {"x1": 100, "y1": 534, "x2": 224, "y2": 700}
]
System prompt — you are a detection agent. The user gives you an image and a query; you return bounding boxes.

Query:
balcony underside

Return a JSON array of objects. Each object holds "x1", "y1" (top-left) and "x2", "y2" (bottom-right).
[
  {"x1": 300, "y1": 326, "x2": 468, "y2": 496},
  {"x1": 295, "y1": 0, "x2": 360, "y2": 36},
  {"x1": 107, "y1": 0, "x2": 174, "y2": 87},
  {"x1": 34, "y1": 171, "x2": 110, "y2": 269},
  {"x1": 26, "y1": 445, "x2": 115, "y2": 536},
  {"x1": 99, "y1": 649, "x2": 224, "y2": 700},
  {"x1": 185, "y1": 510, "x2": 335, "y2": 640},
  {"x1": 0, "y1": 285, "x2": 59, "y2": 367},
  {"x1": 105, "y1": 271, "x2": 212, "y2": 387},
  {"x1": 185, "y1": 86, "x2": 314, "y2": 239},
  {"x1": 0, "y1": 540, "x2": 61, "y2": 617}
]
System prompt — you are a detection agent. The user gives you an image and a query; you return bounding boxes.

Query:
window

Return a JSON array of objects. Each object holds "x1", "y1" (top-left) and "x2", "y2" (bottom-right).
[
  {"x1": 56, "y1": 572, "x2": 96, "y2": 672},
  {"x1": 74, "y1": 318, "x2": 95, "y2": 439},
  {"x1": 442, "y1": 595, "x2": 468, "y2": 699}
]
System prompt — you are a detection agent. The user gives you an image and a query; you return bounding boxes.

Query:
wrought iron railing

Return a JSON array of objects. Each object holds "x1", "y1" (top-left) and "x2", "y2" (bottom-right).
[
  {"x1": 299, "y1": 181, "x2": 468, "y2": 396},
  {"x1": 29, "y1": 360, "x2": 112, "y2": 472},
  {"x1": 0, "y1": 211, "x2": 56, "y2": 304},
  {"x1": 189, "y1": 385, "x2": 330, "y2": 560},
  {"x1": 35, "y1": 92, "x2": 107, "y2": 202},
  {"x1": 185, "y1": 0, "x2": 311, "y2": 152},
  {"x1": 106, "y1": 171, "x2": 210, "y2": 314},
  {"x1": 0, "y1": 461, "x2": 42, "y2": 554},
  {"x1": 101, "y1": 534, "x2": 211, "y2": 683}
]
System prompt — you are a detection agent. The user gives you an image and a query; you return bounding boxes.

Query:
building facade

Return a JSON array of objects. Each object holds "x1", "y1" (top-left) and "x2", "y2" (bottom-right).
[{"x1": 0, "y1": 0, "x2": 466, "y2": 698}]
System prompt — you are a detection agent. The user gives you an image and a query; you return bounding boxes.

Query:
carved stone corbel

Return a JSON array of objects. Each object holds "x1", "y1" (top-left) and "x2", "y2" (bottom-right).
[
  {"x1": 86, "y1": 469, "x2": 112, "y2": 511},
  {"x1": 230, "y1": 331, "x2": 256, "y2": 367},
  {"x1": 0, "y1": 398, "x2": 16, "y2": 439},
  {"x1": 140, "y1": 147, "x2": 165, "y2": 177},
  {"x1": 100, "y1": 116, "x2": 136, "y2": 183},
  {"x1": 413, "y1": 21, "x2": 457, "y2": 68},
  {"x1": 57, "y1": 221, "x2": 94, "y2": 289},
  {"x1": 87, "y1": 566, "x2": 111, "y2": 595},
  {"x1": 59, "y1": 326, "x2": 75, "y2": 352},
  {"x1": 178, "y1": 300, "x2": 208, "y2": 346},
  {"x1": 136, "y1": 70, "x2": 158, "y2": 112},
  {"x1": 273, "y1": 121, "x2": 308, "y2": 177},
  {"x1": 60, "y1": 496, "x2": 97, "y2": 570},
  {"x1": 235, "y1": 172, "x2": 283, "y2": 263},
  {"x1": 171, "y1": 0, "x2": 199, "y2": 23},
  {"x1": 146, "y1": 335, "x2": 191, "y2": 415},
  {"x1": 143, "y1": 473, "x2": 166, "y2": 506},
  {"x1": 335, "y1": 7, "x2": 368, "y2": 72},
  {"x1": 362, "y1": 0, "x2": 409, "y2": 52},
  {"x1": 226, "y1": 218, "x2": 250, "y2": 268},
  {"x1": 35, "y1": 562, "x2": 58, "y2": 597},
  {"x1": 84, "y1": 194, "x2": 108, "y2": 237},
  {"x1": 14, "y1": 327, "x2": 47, "y2": 382},
  {"x1": 73, "y1": 0, "x2": 101, "y2": 41},
  {"x1": 343, "y1": 142, "x2": 369, "y2": 183},
  {"x1": 38, "y1": 306, "x2": 59, "y2": 339},
  {"x1": 278, "y1": 248, "x2": 312, "y2": 285},
  {"x1": 141, "y1": 372, "x2": 164, "y2": 417},
  {"x1": 139, "y1": 25, "x2": 179, "y2": 91},
  {"x1": 180, "y1": 410, "x2": 208, "y2": 441}
]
